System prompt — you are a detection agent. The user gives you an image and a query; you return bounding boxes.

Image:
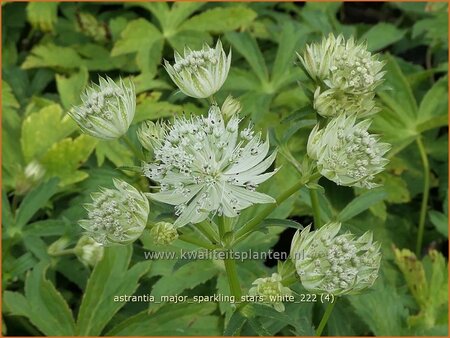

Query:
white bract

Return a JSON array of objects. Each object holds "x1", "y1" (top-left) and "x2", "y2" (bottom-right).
[
  {"x1": 75, "y1": 235, "x2": 104, "y2": 267},
  {"x1": 142, "y1": 105, "x2": 277, "y2": 227},
  {"x1": 164, "y1": 40, "x2": 231, "y2": 99},
  {"x1": 290, "y1": 222, "x2": 381, "y2": 296},
  {"x1": 68, "y1": 76, "x2": 135, "y2": 140},
  {"x1": 79, "y1": 179, "x2": 149, "y2": 245},
  {"x1": 248, "y1": 273, "x2": 292, "y2": 312},
  {"x1": 307, "y1": 114, "x2": 390, "y2": 188},
  {"x1": 299, "y1": 34, "x2": 385, "y2": 95}
]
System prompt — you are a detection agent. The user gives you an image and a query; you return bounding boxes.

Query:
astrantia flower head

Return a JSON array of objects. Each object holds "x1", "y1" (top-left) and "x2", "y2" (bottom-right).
[
  {"x1": 164, "y1": 40, "x2": 231, "y2": 99},
  {"x1": 313, "y1": 88, "x2": 380, "y2": 118},
  {"x1": 290, "y1": 222, "x2": 381, "y2": 296},
  {"x1": 80, "y1": 179, "x2": 149, "y2": 245},
  {"x1": 75, "y1": 235, "x2": 104, "y2": 267},
  {"x1": 307, "y1": 114, "x2": 390, "y2": 188},
  {"x1": 249, "y1": 273, "x2": 292, "y2": 312},
  {"x1": 68, "y1": 76, "x2": 135, "y2": 140},
  {"x1": 299, "y1": 34, "x2": 385, "y2": 94},
  {"x1": 150, "y1": 222, "x2": 179, "y2": 245},
  {"x1": 143, "y1": 105, "x2": 277, "y2": 227}
]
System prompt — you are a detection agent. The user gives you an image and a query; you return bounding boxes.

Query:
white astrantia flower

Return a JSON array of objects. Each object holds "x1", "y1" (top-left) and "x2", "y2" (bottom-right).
[
  {"x1": 68, "y1": 76, "x2": 135, "y2": 140},
  {"x1": 307, "y1": 114, "x2": 390, "y2": 189},
  {"x1": 313, "y1": 87, "x2": 380, "y2": 118},
  {"x1": 290, "y1": 222, "x2": 381, "y2": 296},
  {"x1": 248, "y1": 273, "x2": 292, "y2": 312},
  {"x1": 299, "y1": 34, "x2": 385, "y2": 94},
  {"x1": 143, "y1": 105, "x2": 277, "y2": 227},
  {"x1": 164, "y1": 40, "x2": 231, "y2": 99},
  {"x1": 79, "y1": 179, "x2": 149, "y2": 245},
  {"x1": 221, "y1": 95, "x2": 241, "y2": 120},
  {"x1": 137, "y1": 120, "x2": 166, "y2": 151}
]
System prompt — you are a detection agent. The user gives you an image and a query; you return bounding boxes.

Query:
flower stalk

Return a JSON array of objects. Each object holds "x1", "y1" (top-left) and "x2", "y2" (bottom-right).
[{"x1": 415, "y1": 136, "x2": 430, "y2": 256}]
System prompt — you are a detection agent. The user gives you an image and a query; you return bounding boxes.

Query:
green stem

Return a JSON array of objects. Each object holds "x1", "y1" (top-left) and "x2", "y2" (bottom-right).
[
  {"x1": 316, "y1": 299, "x2": 337, "y2": 336},
  {"x1": 123, "y1": 135, "x2": 144, "y2": 161},
  {"x1": 310, "y1": 189, "x2": 322, "y2": 228},
  {"x1": 415, "y1": 137, "x2": 430, "y2": 256},
  {"x1": 234, "y1": 178, "x2": 306, "y2": 244},
  {"x1": 196, "y1": 220, "x2": 220, "y2": 244},
  {"x1": 49, "y1": 248, "x2": 76, "y2": 257},
  {"x1": 218, "y1": 216, "x2": 226, "y2": 239},
  {"x1": 223, "y1": 254, "x2": 242, "y2": 299},
  {"x1": 178, "y1": 234, "x2": 217, "y2": 250}
]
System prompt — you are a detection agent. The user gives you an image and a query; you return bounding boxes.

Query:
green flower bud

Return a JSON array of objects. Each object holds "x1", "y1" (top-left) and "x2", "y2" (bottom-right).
[
  {"x1": 307, "y1": 114, "x2": 390, "y2": 188},
  {"x1": 290, "y1": 222, "x2": 381, "y2": 296},
  {"x1": 221, "y1": 95, "x2": 241, "y2": 120},
  {"x1": 79, "y1": 179, "x2": 149, "y2": 245},
  {"x1": 68, "y1": 76, "x2": 136, "y2": 140},
  {"x1": 137, "y1": 120, "x2": 166, "y2": 151},
  {"x1": 313, "y1": 88, "x2": 380, "y2": 119},
  {"x1": 164, "y1": 40, "x2": 231, "y2": 99},
  {"x1": 248, "y1": 273, "x2": 292, "y2": 312},
  {"x1": 75, "y1": 235, "x2": 104, "y2": 266},
  {"x1": 150, "y1": 222, "x2": 179, "y2": 245}
]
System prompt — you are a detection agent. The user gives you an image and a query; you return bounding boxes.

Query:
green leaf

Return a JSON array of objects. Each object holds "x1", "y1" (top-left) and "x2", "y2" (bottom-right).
[
  {"x1": 26, "y1": 2, "x2": 59, "y2": 32},
  {"x1": 429, "y1": 210, "x2": 448, "y2": 238},
  {"x1": 349, "y1": 278, "x2": 409, "y2": 335},
  {"x1": 338, "y1": 189, "x2": 387, "y2": 222},
  {"x1": 224, "y1": 310, "x2": 247, "y2": 336},
  {"x1": 180, "y1": 6, "x2": 257, "y2": 33},
  {"x1": 22, "y1": 44, "x2": 83, "y2": 70},
  {"x1": 40, "y1": 135, "x2": 98, "y2": 186},
  {"x1": 111, "y1": 19, "x2": 163, "y2": 74},
  {"x1": 24, "y1": 263, "x2": 76, "y2": 335},
  {"x1": 226, "y1": 32, "x2": 268, "y2": 83},
  {"x1": 361, "y1": 23, "x2": 406, "y2": 51},
  {"x1": 135, "y1": 99, "x2": 186, "y2": 123},
  {"x1": 151, "y1": 260, "x2": 219, "y2": 301},
  {"x1": 21, "y1": 103, "x2": 77, "y2": 162},
  {"x1": 394, "y1": 248, "x2": 448, "y2": 329},
  {"x1": 106, "y1": 303, "x2": 219, "y2": 336},
  {"x1": 95, "y1": 140, "x2": 134, "y2": 167},
  {"x1": 76, "y1": 246, "x2": 150, "y2": 336},
  {"x1": 15, "y1": 177, "x2": 59, "y2": 228},
  {"x1": 55, "y1": 67, "x2": 89, "y2": 109},
  {"x1": 416, "y1": 77, "x2": 448, "y2": 133},
  {"x1": 3, "y1": 291, "x2": 31, "y2": 318}
]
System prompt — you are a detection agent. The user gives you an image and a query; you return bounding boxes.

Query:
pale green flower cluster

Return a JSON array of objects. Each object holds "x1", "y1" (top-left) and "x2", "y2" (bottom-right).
[
  {"x1": 79, "y1": 179, "x2": 149, "y2": 245},
  {"x1": 150, "y1": 222, "x2": 179, "y2": 245},
  {"x1": 290, "y1": 222, "x2": 381, "y2": 296},
  {"x1": 164, "y1": 40, "x2": 231, "y2": 99},
  {"x1": 299, "y1": 34, "x2": 384, "y2": 118},
  {"x1": 68, "y1": 76, "x2": 136, "y2": 140},
  {"x1": 307, "y1": 114, "x2": 390, "y2": 188},
  {"x1": 141, "y1": 104, "x2": 277, "y2": 227},
  {"x1": 248, "y1": 273, "x2": 292, "y2": 312}
]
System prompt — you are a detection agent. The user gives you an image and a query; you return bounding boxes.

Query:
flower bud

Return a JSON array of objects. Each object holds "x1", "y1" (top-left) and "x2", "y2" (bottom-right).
[
  {"x1": 75, "y1": 235, "x2": 104, "y2": 266},
  {"x1": 221, "y1": 95, "x2": 241, "y2": 120},
  {"x1": 15, "y1": 160, "x2": 46, "y2": 195},
  {"x1": 290, "y1": 222, "x2": 381, "y2": 296},
  {"x1": 150, "y1": 222, "x2": 178, "y2": 245},
  {"x1": 79, "y1": 178, "x2": 149, "y2": 245},
  {"x1": 164, "y1": 40, "x2": 231, "y2": 99},
  {"x1": 248, "y1": 273, "x2": 292, "y2": 312},
  {"x1": 137, "y1": 120, "x2": 166, "y2": 151},
  {"x1": 307, "y1": 114, "x2": 390, "y2": 188},
  {"x1": 68, "y1": 76, "x2": 136, "y2": 140}
]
